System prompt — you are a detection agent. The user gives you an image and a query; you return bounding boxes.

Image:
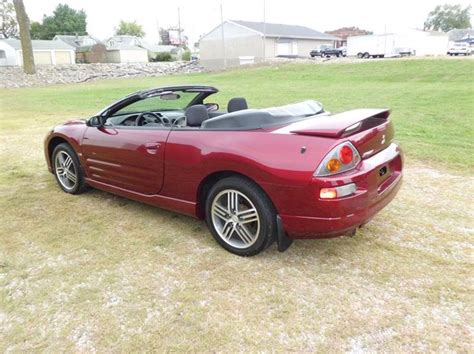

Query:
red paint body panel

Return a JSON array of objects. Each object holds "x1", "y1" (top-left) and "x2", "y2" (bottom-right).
[{"x1": 44, "y1": 110, "x2": 403, "y2": 240}]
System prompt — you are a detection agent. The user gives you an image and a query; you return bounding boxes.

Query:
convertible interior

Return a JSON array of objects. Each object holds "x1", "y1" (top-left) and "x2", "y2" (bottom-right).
[{"x1": 105, "y1": 92, "x2": 325, "y2": 130}]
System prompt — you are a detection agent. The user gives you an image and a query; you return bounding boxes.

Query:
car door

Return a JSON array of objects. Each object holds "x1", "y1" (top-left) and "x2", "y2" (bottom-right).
[{"x1": 81, "y1": 125, "x2": 170, "y2": 195}]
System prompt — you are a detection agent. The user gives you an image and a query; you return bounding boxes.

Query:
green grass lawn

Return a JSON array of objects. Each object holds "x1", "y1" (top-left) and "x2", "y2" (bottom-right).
[
  {"x1": 2, "y1": 58, "x2": 473, "y2": 170},
  {"x1": 0, "y1": 59, "x2": 473, "y2": 351}
]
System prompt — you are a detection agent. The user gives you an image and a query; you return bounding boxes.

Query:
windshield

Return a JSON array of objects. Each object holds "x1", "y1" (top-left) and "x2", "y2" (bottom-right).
[{"x1": 112, "y1": 91, "x2": 200, "y2": 116}]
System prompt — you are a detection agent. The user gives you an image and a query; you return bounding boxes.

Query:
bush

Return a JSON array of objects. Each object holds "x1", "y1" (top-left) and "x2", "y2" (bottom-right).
[
  {"x1": 152, "y1": 52, "x2": 173, "y2": 62},
  {"x1": 182, "y1": 50, "x2": 191, "y2": 61}
]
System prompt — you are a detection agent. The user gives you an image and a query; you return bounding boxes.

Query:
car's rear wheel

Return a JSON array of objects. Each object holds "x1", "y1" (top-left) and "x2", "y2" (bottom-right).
[
  {"x1": 205, "y1": 177, "x2": 276, "y2": 256},
  {"x1": 52, "y1": 143, "x2": 87, "y2": 194}
]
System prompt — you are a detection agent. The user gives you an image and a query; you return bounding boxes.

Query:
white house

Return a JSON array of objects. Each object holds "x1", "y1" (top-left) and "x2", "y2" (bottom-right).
[
  {"x1": 199, "y1": 20, "x2": 339, "y2": 69},
  {"x1": 0, "y1": 39, "x2": 75, "y2": 66},
  {"x1": 104, "y1": 36, "x2": 148, "y2": 63}
]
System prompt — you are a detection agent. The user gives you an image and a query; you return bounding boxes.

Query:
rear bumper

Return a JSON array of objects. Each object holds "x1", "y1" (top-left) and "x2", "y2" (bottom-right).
[{"x1": 280, "y1": 143, "x2": 403, "y2": 239}]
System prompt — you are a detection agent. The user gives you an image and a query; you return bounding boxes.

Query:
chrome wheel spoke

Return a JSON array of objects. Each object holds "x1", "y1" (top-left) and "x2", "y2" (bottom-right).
[
  {"x1": 65, "y1": 170, "x2": 77, "y2": 183},
  {"x1": 235, "y1": 224, "x2": 254, "y2": 244},
  {"x1": 228, "y1": 191, "x2": 239, "y2": 213},
  {"x1": 63, "y1": 156, "x2": 73, "y2": 170},
  {"x1": 221, "y1": 221, "x2": 234, "y2": 240},
  {"x1": 238, "y1": 208, "x2": 258, "y2": 224},
  {"x1": 212, "y1": 203, "x2": 229, "y2": 220}
]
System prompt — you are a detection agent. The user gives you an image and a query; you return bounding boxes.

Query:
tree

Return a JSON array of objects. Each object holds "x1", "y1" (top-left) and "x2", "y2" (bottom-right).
[
  {"x1": 424, "y1": 3, "x2": 472, "y2": 32},
  {"x1": 30, "y1": 3, "x2": 87, "y2": 40},
  {"x1": 115, "y1": 20, "x2": 145, "y2": 37},
  {"x1": 1, "y1": 0, "x2": 18, "y2": 38},
  {"x1": 12, "y1": 0, "x2": 34, "y2": 74}
]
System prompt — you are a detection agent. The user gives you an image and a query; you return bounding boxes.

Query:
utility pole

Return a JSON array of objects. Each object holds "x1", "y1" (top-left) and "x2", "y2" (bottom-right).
[
  {"x1": 263, "y1": 0, "x2": 266, "y2": 61},
  {"x1": 177, "y1": 7, "x2": 182, "y2": 47},
  {"x1": 156, "y1": 18, "x2": 160, "y2": 44},
  {"x1": 220, "y1": 4, "x2": 227, "y2": 69},
  {"x1": 13, "y1": 0, "x2": 35, "y2": 74}
]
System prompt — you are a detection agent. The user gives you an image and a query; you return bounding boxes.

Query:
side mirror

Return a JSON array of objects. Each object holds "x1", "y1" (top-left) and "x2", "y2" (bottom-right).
[
  {"x1": 87, "y1": 116, "x2": 103, "y2": 127},
  {"x1": 205, "y1": 103, "x2": 219, "y2": 112}
]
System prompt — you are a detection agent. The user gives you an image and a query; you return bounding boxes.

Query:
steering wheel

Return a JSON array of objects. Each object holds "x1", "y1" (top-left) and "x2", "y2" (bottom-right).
[{"x1": 135, "y1": 112, "x2": 165, "y2": 126}]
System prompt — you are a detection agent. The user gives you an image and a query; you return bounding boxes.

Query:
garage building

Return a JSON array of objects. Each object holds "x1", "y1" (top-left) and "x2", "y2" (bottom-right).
[
  {"x1": 0, "y1": 39, "x2": 75, "y2": 66},
  {"x1": 199, "y1": 20, "x2": 339, "y2": 69}
]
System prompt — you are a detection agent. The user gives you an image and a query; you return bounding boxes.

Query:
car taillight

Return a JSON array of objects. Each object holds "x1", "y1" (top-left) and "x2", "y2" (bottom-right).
[{"x1": 314, "y1": 142, "x2": 361, "y2": 177}]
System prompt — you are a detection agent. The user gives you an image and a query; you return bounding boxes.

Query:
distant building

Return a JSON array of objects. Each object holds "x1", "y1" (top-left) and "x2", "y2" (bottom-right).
[
  {"x1": 104, "y1": 36, "x2": 148, "y2": 63},
  {"x1": 53, "y1": 35, "x2": 99, "y2": 48},
  {"x1": 448, "y1": 29, "x2": 474, "y2": 45},
  {"x1": 325, "y1": 27, "x2": 372, "y2": 47},
  {"x1": 53, "y1": 35, "x2": 107, "y2": 63},
  {"x1": 105, "y1": 35, "x2": 183, "y2": 62},
  {"x1": 0, "y1": 39, "x2": 75, "y2": 66},
  {"x1": 199, "y1": 20, "x2": 339, "y2": 69}
]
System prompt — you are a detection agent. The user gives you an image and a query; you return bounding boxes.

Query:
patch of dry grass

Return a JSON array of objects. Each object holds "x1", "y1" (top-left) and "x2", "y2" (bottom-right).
[{"x1": 1, "y1": 73, "x2": 473, "y2": 351}]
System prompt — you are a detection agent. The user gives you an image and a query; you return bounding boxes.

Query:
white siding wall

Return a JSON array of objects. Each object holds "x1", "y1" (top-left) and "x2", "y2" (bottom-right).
[
  {"x1": 0, "y1": 42, "x2": 18, "y2": 66},
  {"x1": 119, "y1": 49, "x2": 148, "y2": 63}
]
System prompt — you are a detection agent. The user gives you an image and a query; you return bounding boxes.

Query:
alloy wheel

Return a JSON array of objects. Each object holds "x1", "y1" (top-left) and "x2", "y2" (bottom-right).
[
  {"x1": 211, "y1": 189, "x2": 260, "y2": 249},
  {"x1": 54, "y1": 151, "x2": 78, "y2": 191}
]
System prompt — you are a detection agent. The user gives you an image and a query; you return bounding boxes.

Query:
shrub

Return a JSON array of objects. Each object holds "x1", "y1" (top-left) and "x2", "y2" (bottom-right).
[
  {"x1": 182, "y1": 50, "x2": 191, "y2": 61},
  {"x1": 153, "y1": 52, "x2": 173, "y2": 62}
]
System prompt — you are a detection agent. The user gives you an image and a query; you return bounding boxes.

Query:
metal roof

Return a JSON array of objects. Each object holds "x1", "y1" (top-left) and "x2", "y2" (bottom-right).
[
  {"x1": 231, "y1": 20, "x2": 339, "y2": 40},
  {"x1": 53, "y1": 35, "x2": 100, "y2": 48},
  {"x1": 106, "y1": 43, "x2": 147, "y2": 51},
  {"x1": 448, "y1": 28, "x2": 474, "y2": 41},
  {"x1": 1, "y1": 39, "x2": 75, "y2": 50}
]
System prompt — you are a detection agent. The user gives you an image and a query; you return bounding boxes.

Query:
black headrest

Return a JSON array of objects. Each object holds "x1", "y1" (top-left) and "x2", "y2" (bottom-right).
[
  {"x1": 185, "y1": 105, "x2": 209, "y2": 127},
  {"x1": 227, "y1": 97, "x2": 248, "y2": 113}
]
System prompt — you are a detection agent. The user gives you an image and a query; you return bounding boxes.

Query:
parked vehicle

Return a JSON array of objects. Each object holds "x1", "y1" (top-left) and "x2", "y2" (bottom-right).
[
  {"x1": 447, "y1": 43, "x2": 472, "y2": 56},
  {"x1": 347, "y1": 34, "x2": 397, "y2": 58},
  {"x1": 44, "y1": 85, "x2": 403, "y2": 256},
  {"x1": 310, "y1": 45, "x2": 344, "y2": 57},
  {"x1": 395, "y1": 47, "x2": 415, "y2": 57}
]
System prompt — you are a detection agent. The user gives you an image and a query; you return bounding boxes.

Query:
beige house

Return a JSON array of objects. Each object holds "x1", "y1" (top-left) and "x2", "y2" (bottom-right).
[
  {"x1": 0, "y1": 39, "x2": 75, "y2": 66},
  {"x1": 199, "y1": 20, "x2": 339, "y2": 69}
]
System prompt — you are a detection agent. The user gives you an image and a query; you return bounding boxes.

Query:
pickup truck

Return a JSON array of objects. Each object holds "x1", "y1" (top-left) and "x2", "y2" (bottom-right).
[{"x1": 310, "y1": 46, "x2": 344, "y2": 57}]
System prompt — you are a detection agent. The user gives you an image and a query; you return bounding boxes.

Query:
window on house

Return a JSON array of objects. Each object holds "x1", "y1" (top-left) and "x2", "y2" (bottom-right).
[{"x1": 0, "y1": 50, "x2": 6, "y2": 59}]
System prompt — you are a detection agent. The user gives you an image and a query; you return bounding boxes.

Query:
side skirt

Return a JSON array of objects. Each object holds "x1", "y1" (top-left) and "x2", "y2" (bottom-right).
[{"x1": 85, "y1": 178, "x2": 197, "y2": 218}]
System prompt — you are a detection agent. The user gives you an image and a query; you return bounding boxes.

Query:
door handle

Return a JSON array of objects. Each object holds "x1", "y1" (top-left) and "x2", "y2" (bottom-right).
[{"x1": 144, "y1": 142, "x2": 161, "y2": 154}]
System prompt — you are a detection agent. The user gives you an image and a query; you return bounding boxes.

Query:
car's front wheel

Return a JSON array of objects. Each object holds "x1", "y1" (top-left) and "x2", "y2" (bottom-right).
[
  {"x1": 205, "y1": 177, "x2": 276, "y2": 256},
  {"x1": 52, "y1": 143, "x2": 87, "y2": 194}
]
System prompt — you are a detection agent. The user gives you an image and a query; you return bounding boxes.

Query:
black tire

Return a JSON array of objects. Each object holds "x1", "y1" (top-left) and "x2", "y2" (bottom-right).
[
  {"x1": 52, "y1": 143, "x2": 87, "y2": 194},
  {"x1": 363, "y1": 52, "x2": 370, "y2": 59},
  {"x1": 357, "y1": 52, "x2": 363, "y2": 58},
  {"x1": 205, "y1": 176, "x2": 276, "y2": 256}
]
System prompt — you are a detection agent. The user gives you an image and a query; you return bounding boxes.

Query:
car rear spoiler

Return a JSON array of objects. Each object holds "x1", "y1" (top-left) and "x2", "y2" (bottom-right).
[{"x1": 291, "y1": 109, "x2": 390, "y2": 138}]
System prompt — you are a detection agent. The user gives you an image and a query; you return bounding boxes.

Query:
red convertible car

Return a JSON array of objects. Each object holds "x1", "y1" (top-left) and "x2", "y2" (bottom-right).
[{"x1": 44, "y1": 85, "x2": 403, "y2": 256}]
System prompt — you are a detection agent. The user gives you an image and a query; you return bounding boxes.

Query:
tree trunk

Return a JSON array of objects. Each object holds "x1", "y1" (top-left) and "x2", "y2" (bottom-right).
[{"x1": 13, "y1": 0, "x2": 35, "y2": 74}]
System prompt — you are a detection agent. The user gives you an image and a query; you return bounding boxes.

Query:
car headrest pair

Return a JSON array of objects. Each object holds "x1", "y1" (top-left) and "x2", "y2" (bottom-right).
[{"x1": 185, "y1": 97, "x2": 249, "y2": 127}]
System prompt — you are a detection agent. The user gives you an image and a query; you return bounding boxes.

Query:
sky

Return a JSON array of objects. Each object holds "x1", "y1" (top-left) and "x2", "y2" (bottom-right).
[{"x1": 24, "y1": 0, "x2": 474, "y2": 45}]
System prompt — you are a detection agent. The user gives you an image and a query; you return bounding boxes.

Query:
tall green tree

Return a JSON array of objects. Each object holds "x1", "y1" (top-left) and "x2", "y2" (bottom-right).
[
  {"x1": 30, "y1": 3, "x2": 87, "y2": 39},
  {"x1": 115, "y1": 20, "x2": 145, "y2": 37},
  {"x1": 424, "y1": 4, "x2": 472, "y2": 31},
  {"x1": 1, "y1": 0, "x2": 18, "y2": 38}
]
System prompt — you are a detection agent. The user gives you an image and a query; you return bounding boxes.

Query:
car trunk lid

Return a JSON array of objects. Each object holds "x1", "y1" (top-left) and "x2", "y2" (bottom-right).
[{"x1": 289, "y1": 109, "x2": 394, "y2": 159}]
